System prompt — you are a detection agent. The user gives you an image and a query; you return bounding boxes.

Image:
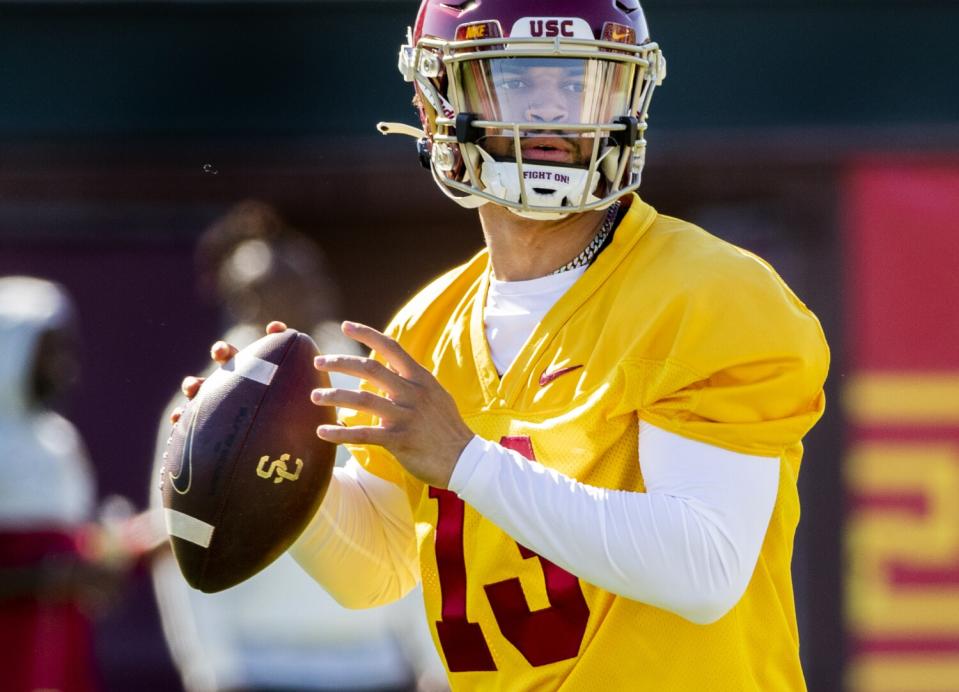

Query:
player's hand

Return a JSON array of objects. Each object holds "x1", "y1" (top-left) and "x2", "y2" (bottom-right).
[
  {"x1": 311, "y1": 321, "x2": 474, "y2": 489},
  {"x1": 170, "y1": 321, "x2": 288, "y2": 424}
]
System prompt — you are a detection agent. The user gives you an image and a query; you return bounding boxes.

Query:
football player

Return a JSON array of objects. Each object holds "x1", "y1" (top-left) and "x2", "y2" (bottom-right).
[{"x1": 179, "y1": 1, "x2": 829, "y2": 689}]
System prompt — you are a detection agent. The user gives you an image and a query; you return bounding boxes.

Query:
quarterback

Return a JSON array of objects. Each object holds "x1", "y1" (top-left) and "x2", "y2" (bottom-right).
[{"x1": 180, "y1": 0, "x2": 828, "y2": 689}]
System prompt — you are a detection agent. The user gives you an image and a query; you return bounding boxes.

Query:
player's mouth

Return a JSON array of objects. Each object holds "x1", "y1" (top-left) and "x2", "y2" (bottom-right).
[{"x1": 521, "y1": 138, "x2": 577, "y2": 164}]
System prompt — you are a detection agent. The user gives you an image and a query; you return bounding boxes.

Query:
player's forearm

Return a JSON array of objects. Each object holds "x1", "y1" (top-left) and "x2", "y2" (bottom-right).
[
  {"x1": 289, "y1": 461, "x2": 419, "y2": 609},
  {"x1": 448, "y1": 423, "x2": 779, "y2": 625}
]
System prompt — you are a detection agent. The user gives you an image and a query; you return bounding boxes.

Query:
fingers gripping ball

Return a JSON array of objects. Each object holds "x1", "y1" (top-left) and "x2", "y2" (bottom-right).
[{"x1": 160, "y1": 330, "x2": 335, "y2": 592}]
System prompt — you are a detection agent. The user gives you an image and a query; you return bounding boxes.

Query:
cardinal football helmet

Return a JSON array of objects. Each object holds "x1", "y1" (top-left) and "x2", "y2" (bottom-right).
[{"x1": 379, "y1": 0, "x2": 666, "y2": 219}]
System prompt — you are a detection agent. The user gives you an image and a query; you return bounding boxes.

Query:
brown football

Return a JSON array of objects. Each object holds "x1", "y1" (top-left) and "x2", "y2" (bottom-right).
[{"x1": 160, "y1": 329, "x2": 335, "y2": 592}]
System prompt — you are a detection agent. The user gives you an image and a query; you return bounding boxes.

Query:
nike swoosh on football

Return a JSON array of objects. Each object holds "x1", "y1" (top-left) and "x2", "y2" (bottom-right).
[
  {"x1": 169, "y1": 407, "x2": 199, "y2": 495},
  {"x1": 538, "y1": 364, "x2": 583, "y2": 387}
]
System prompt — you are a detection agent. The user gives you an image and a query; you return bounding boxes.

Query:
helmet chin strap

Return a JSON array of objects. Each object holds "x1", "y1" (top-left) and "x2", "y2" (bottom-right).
[{"x1": 474, "y1": 146, "x2": 613, "y2": 220}]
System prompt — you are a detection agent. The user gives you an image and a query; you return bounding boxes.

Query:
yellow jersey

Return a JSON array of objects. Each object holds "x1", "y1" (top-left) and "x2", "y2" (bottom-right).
[{"x1": 345, "y1": 194, "x2": 829, "y2": 691}]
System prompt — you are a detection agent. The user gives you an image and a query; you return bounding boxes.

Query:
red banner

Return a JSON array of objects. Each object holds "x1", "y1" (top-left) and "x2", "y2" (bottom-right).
[{"x1": 843, "y1": 160, "x2": 959, "y2": 691}]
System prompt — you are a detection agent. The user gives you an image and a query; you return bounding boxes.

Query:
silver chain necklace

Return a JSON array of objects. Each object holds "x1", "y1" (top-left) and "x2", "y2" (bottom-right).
[{"x1": 550, "y1": 201, "x2": 621, "y2": 275}]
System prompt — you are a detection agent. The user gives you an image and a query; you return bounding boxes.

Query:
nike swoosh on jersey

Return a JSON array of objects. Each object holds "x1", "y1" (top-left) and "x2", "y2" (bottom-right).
[
  {"x1": 169, "y1": 407, "x2": 199, "y2": 495},
  {"x1": 538, "y1": 364, "x2": 583, "y2": 387}
]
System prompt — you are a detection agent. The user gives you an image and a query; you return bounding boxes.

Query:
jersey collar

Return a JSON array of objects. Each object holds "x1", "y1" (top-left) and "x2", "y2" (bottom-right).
[{"x1": 469, "y1": 194, "x2": 658, "y2": 409}]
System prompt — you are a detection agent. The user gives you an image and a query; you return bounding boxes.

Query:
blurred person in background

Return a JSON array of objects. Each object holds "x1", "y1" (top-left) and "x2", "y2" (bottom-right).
[
  {"x1": 151, "y1": 201, "x2": 447, "y2": 692},
  {"x1": 0, "y1": 276, "x2": 131, "y2": 692}
]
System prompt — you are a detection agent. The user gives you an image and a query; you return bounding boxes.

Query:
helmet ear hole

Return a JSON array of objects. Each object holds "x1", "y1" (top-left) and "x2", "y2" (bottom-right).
[{"x1": 416, "y1": 138, "x2": 432, "y2": 169}]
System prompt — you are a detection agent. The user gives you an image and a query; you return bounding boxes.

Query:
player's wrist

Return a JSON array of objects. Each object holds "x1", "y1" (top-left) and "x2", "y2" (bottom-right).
[
  {"x1": 447, "y1": 435, "x2": 491, "y2": 494},
  {"x1": 427, "y1": 428, "x2": 473, "y2": 489}
]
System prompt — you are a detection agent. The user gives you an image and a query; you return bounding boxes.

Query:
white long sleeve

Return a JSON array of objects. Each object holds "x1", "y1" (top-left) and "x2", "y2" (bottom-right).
[
  {"x1": 448, "y1": 421, "x2": 780, "y2": 624},
  {"x1": 289, "y1": 460, "x2": 419, "y2": 609},
  {"x1": 292, "y1": 423, "x2": 779, "y2": 624}
]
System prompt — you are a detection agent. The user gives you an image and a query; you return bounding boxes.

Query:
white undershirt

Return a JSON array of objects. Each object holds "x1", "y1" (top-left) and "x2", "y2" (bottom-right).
[
  {"x1": 292, "y1": 270, "x2": 781, "y2": 625},
  {"x1": 485, "y1": 267, "x2": 585, "y2": 375}
]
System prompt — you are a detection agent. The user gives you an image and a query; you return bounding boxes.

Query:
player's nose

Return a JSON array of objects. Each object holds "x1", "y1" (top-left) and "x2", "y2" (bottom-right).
[{"x1": 526, "y1": 92, "x2": 568, "y2": 123}]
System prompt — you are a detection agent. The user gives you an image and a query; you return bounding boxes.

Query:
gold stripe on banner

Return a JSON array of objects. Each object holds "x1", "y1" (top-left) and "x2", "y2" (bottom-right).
[
  {"x1": 848, "y1": 657, "x2": 959, "y2": 692},
  {"x1": 846, "y1": 442, "x2": 959, "y2": 634},
  {"x1": 844, "y1": 373, "x2": 959, "y2": 425}
]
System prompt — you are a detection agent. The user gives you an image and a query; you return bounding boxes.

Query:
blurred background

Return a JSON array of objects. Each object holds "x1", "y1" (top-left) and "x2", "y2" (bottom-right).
[{"x1": 0, "y1": 1, "x2": 956, "y2": 690}]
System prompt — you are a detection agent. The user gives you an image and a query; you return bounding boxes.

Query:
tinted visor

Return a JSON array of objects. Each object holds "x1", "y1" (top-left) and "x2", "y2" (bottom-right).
[{"x1": 459, "y1": 57, "x2": 636, "y2": 130}]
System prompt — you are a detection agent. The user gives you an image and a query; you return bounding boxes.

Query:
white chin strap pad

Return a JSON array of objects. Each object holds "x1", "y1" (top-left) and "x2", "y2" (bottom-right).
[{"x1": 477, "y1": 148, "x2": 604, "y2": 210}]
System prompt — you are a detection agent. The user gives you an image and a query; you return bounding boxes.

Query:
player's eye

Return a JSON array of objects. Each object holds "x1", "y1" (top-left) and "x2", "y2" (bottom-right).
[
  {"x1": 496, "y1": 77, "x2": 528, "y2": 90},
  {"x1": 560, "y1": 80, "x2": 585, "y2": 93}
]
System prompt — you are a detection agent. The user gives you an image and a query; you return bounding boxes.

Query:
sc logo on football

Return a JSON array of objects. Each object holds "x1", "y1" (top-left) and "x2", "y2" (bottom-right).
[{"x1": 256, "y1": 453, "x2": 303, "y2": 484}]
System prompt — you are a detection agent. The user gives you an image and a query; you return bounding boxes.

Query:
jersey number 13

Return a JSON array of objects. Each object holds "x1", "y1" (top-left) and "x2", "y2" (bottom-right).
[{"x1": 429, "y1": 435, "x2": 590, "y2": 672}]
